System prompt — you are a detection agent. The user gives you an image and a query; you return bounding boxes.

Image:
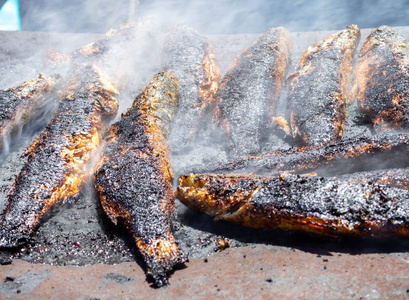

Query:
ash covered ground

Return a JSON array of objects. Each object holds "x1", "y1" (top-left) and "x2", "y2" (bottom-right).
[{"x1": 0, "y1": 27, "x2": 408, "y2": 268}]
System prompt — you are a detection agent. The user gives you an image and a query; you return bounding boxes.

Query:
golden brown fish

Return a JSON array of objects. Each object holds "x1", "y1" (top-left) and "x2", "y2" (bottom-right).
[
  {"x1": 350, "y1": 26, "x2": 409, "y2": 131},
  {"x1": 287, "y1": 25, "x2": 360, "y2": 146},
  {"x1": 176, "y1": 172, "x2": 409, "y2": 238},
  {"x1": 94, "y1": 72, "x2": 185, "y2": 287}
]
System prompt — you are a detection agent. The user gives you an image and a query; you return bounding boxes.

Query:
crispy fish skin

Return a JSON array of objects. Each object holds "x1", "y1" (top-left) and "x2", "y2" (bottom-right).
[
  {"x1": 162, "y1": 24, "x2": 221, "y2": 153},
  {"x1": 0, "y1": 63, "x2": 118, "y2": 248},
  {"x1": 176, "y1": 173, "x2": 409, "y2": 238},
  {"x1": 287, "y1": 25, "x2": 361, "y2": 146},
  {"x1": 185, "y1": 132, "x2": 409, "y2": 176},
  {"x1": 351, "y1": 26, "x2": 409, "y2": 131},
  {"x1": 213, "y1": 27, "x2": 292, "y2": 157},
  {"x1": 94, "y1": 72, "x2": 185, "y2": 287},
  {"x1": 0, "y1": 73, "x2": 61, "y2": 151}
]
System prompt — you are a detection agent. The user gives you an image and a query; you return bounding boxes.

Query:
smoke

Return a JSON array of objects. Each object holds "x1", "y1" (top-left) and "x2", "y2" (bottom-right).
[{"x1": 14, "y1": 0, "x2": 409, "y2": 35}]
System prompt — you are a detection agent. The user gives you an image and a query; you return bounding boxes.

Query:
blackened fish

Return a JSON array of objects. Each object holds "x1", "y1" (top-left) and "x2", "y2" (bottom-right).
[
  {"x1": 162, "y1": 24, "x2": 220, "y2": 153},
  {"x1": 181, "y1": 132, "x2": 409, "y2": 176},
  {"x1": 176, "y1": 172, "x2": 409, "y2": 238},
  {"x1": 350, "y1": 26, "x2": 409, "y2": 131},
  {"x1": 213, "y1": 27, "x2": 292, "y2": 157},
  {"x1": 0, "y1": 63, "x2": 118, "y2": 248},
  {"x1": 338, "y1": 167, "x2": 409, "y2": 190},
  {"x1": 287, "y1": 25, "x2": 360, "y2": 146},
  {"x1": 94, "y1": 72, "x2": 185, "y2": 287},
  {"x1": 0, "y1": 73, "x2": 61, "y2": 151}
]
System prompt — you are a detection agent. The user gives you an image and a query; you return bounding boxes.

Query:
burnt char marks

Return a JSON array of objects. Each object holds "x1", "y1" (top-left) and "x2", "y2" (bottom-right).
[
  {"x1": 176, "y1": 173, "x2": 409, "y2": 238},
  {"x1": 94, "y1": 72, "x2": 185, "y2": 287},
  {"x1": 351, "y1": 26, "x2": 409, "y2": 131},
  {"x1": 0, "y1": 63, "x2": 118, "y2": 249},
  {"x1": 288, "y1": 25, "x2": 361, "y2": 146},
  {"x1": 0, "y1": 74, "x2": 61, "y2": 151},
  {"x1": 214, "y1": 27, "x2": 292, "y2": 157},
  {"x1": 162, "y1": 24, "x2": 220, "y2": 153}
]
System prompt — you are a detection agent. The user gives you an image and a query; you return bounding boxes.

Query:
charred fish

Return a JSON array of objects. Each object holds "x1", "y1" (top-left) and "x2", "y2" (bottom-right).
[
  {"x1": 213, "y1": 27, "x2": 292, "y2": 157},
  {"x1": 0, "y1": 73, "x2": 61, "y2": 152},
  {"x1": 94, "y1": 72, "x2": 185, "y2": 287},
  {"x1": 179, "y1": 132, "x2": 409, "y2": 176},
  {"x1": 176, "y1": 172, "x2": 409, "y2": 238},
  {"x1": 350, "y1": 26, "x2": 409, "y2": 131},
  {"x1": 0, "y1": 63, "x2": 118, "y2": 248},
  {"x1": 286, "y1": 25, "x2": 360, "y2": 146},
  {"x1": 162, "y1": 23, "x2": 220, "y2": 153}
]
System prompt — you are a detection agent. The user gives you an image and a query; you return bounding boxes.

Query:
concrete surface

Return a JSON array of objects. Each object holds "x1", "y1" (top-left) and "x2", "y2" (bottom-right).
[{"x1": 1, "y1": 245, "x2": 409, "y2": 299}]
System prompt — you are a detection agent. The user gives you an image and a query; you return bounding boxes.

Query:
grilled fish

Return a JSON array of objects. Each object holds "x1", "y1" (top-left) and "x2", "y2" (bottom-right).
[
  {"x1": 287, "y1": 25, "x2": 360, "y2": 146},
  {"x1": 181, "y1": 132, "x2": 409, "y2": 176},
  {"x1": 350, "y1": 26, "x2": 409, "y2": 131},
  {"x1": 94, "y1": 72, "x2": 185, "y2": 287},
  {"x1": 0, "y1": 73, "x2": 61, "y2": 152},
  {"x1": 162, "y1": 24, "x2": 220, "y2": 153},
  {"x1": 338, "y1": 168, "x2": 409, "y2": 190},
  {"x1": 213, "y1": 27, "x2": 292, "y2": 157},
  {"x1": 0, "y1": 63, "x2": 118, "y2": 248},
  {"x1": 176, "y1": 172, "x2": 409, "y2": 238}
]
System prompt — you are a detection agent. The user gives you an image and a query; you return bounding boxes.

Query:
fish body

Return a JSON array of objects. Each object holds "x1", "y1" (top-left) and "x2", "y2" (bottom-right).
[
  {"x1": 0, "y1": 63, "x2": 118, "y2": 248},
  {"x1": 185, "y1": 132, "x2": 409, "y2": 176},
  {"x1": 0, "y1": 73, "x2": 61, "y2": 151},
  {"x1": 351, "y1": 26, "x2": 409, "y2": 131},
  {"x1": 176, "y1": 172, "x2": 409, "y2": 238},
  {"x1": 287, "y1": 25, "x2": 361, "y2": 146},
  {"x1": 162, "y1": 24, "x2": 220, "y2": 153},
  {"x1": 213, "y1": 27, "x2": 292, "y2": 157},
  {"x1": 94, "y1": 72, "x2": 185, "y2": 287}
]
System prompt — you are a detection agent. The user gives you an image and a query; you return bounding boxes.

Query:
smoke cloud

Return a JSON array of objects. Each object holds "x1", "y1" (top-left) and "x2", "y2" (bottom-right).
[{"x1": 15, "y1": 0, "x2": 409, "y2": 34}]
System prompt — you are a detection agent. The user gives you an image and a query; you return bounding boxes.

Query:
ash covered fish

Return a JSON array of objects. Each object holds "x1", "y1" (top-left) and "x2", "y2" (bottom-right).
[
  {"x1": 182, "y1": 132, "x2": 409, "y2": 176},
  {"x1": 176, "y1": 172, "x2": 409, "y2": 238},
  {"x1": 337, "y1": 167, "x2": 409, "y2": 189},
  {"x1": 213, "y1": 27, "x2": 292, "y2": 157},
  {"x1": 350, "y1": 26, "x2": 409, "y2": 131},
  {"x1": 0, "y1": 63, "x2": 118, "y2": 248},
  {"x1": 286, "y1": 25, "x2": 360, "y2": 146},
  {"x1": 161, "y1": 24, "x2": 220, "y2": 153},
  {"x1": 94, "y1": 72, "x2": 185, "y2": 287},
  {"x1": 0, "y1": 73, "x2": 61, "y2": 152}
]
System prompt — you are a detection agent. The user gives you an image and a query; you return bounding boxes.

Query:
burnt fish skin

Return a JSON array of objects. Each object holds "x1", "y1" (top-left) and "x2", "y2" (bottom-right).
[
  {"x1": 162, "y1": 24, "x2": 220, "y2": 153},
  {"x1": 183, "y1": 132, "x2": 409, "y2": 176},
  {"x1": 0, "y1": 73, "x2": 62, "y2": 152},
  {"x1": 94, "y1": 72, "x2": 185, "y2": 287},
  {"x1": 213, "y1": 27, "x2": 292, "y2": 157},
  {"x1": 351, "y1": 26, "x2": 409, "y2": 131},
  {"x1": 0, "y1": 63, "x2": 118, "y2": 248},
  {"x1": 176, "y1": 172, "x2": 409, "y2": 238},
  {"x1": 287, "y1": 25, "x2": 360, "y2": 146}
]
